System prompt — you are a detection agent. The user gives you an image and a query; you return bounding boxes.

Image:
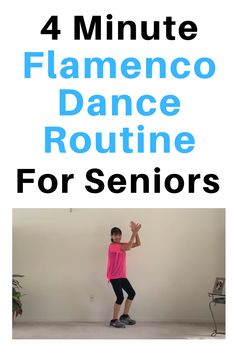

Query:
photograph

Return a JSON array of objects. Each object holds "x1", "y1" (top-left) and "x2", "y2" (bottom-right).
[
  {"x1": 12, "y1": 208, "x2": 225, "y2": 339},
  {"x1": 213, "y1": 277, "x2": 225, "y2": 295}
]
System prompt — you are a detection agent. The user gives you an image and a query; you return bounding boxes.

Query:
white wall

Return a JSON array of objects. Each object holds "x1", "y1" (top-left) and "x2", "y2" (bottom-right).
[{"x1": 13, "y1": 208, "x2": 225, "y2": 322}]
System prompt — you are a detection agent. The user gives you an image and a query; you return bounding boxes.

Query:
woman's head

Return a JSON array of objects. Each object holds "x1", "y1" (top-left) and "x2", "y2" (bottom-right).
[{"x1": 110, "y1": 227, "x2": 122, "y2": 243}]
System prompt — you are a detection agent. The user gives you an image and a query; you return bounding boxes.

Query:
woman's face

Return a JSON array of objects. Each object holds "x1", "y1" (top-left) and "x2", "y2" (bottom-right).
[{"x1": 112, "y1": 233, "x2": 122, "y2": 243}]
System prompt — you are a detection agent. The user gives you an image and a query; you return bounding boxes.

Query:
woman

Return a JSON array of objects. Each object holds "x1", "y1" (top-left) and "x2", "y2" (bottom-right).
[{"x1": 107, "y1": 221, "x2": 141, "y2": 328}]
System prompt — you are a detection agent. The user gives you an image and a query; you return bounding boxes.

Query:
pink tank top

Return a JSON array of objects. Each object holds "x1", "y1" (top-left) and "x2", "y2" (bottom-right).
[{"x1": 107, "y1": 242, "x2": 127, "y2": 282}]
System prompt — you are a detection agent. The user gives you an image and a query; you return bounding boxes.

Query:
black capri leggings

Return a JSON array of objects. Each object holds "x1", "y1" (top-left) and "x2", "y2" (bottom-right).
[{"x1": 110, "y1": 278, "x2": 136, "y2": 305}]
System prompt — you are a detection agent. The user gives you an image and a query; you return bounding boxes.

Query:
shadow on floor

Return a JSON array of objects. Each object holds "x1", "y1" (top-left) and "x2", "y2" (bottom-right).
[{"x1": 12, "y1": 321, "x2": 225, "y2": 339}]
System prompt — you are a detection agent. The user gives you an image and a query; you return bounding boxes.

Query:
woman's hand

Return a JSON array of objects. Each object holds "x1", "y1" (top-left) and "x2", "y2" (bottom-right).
[{"x1": 130, "y1": 221, "x2": 142, "y2": 232}]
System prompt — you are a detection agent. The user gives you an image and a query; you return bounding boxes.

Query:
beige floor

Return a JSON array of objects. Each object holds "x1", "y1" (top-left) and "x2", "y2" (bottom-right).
[{"x1": 13, "y1": 321, "x2": 225, "y2": 339}]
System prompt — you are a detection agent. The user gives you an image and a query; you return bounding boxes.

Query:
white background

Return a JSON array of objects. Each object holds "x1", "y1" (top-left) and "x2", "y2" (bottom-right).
[{"x1": 0, "y1": 0, "x2": 235, "y2": 353}]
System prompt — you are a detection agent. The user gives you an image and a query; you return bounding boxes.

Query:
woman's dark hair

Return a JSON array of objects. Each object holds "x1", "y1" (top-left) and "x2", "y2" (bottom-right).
[
  {"x1": 111, "y1": 227, "x2": 122, "y2": 235},
  {"x1": 110, "y1": 227, "x2": 122, "y2": 242}
]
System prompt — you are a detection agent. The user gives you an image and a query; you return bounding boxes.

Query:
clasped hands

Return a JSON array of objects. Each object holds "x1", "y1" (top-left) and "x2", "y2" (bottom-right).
[{"x1": 130, "y1": 221, "x2": 142, "y2": 232}]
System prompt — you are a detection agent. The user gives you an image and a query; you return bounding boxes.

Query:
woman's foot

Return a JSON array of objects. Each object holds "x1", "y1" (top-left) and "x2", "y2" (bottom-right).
[
  {"x1": 119, "y1": 314, "x2": 136, "y2": 325},
  {"x1": 110, "y1": 319, "x2": 126, "y2": 328}
]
